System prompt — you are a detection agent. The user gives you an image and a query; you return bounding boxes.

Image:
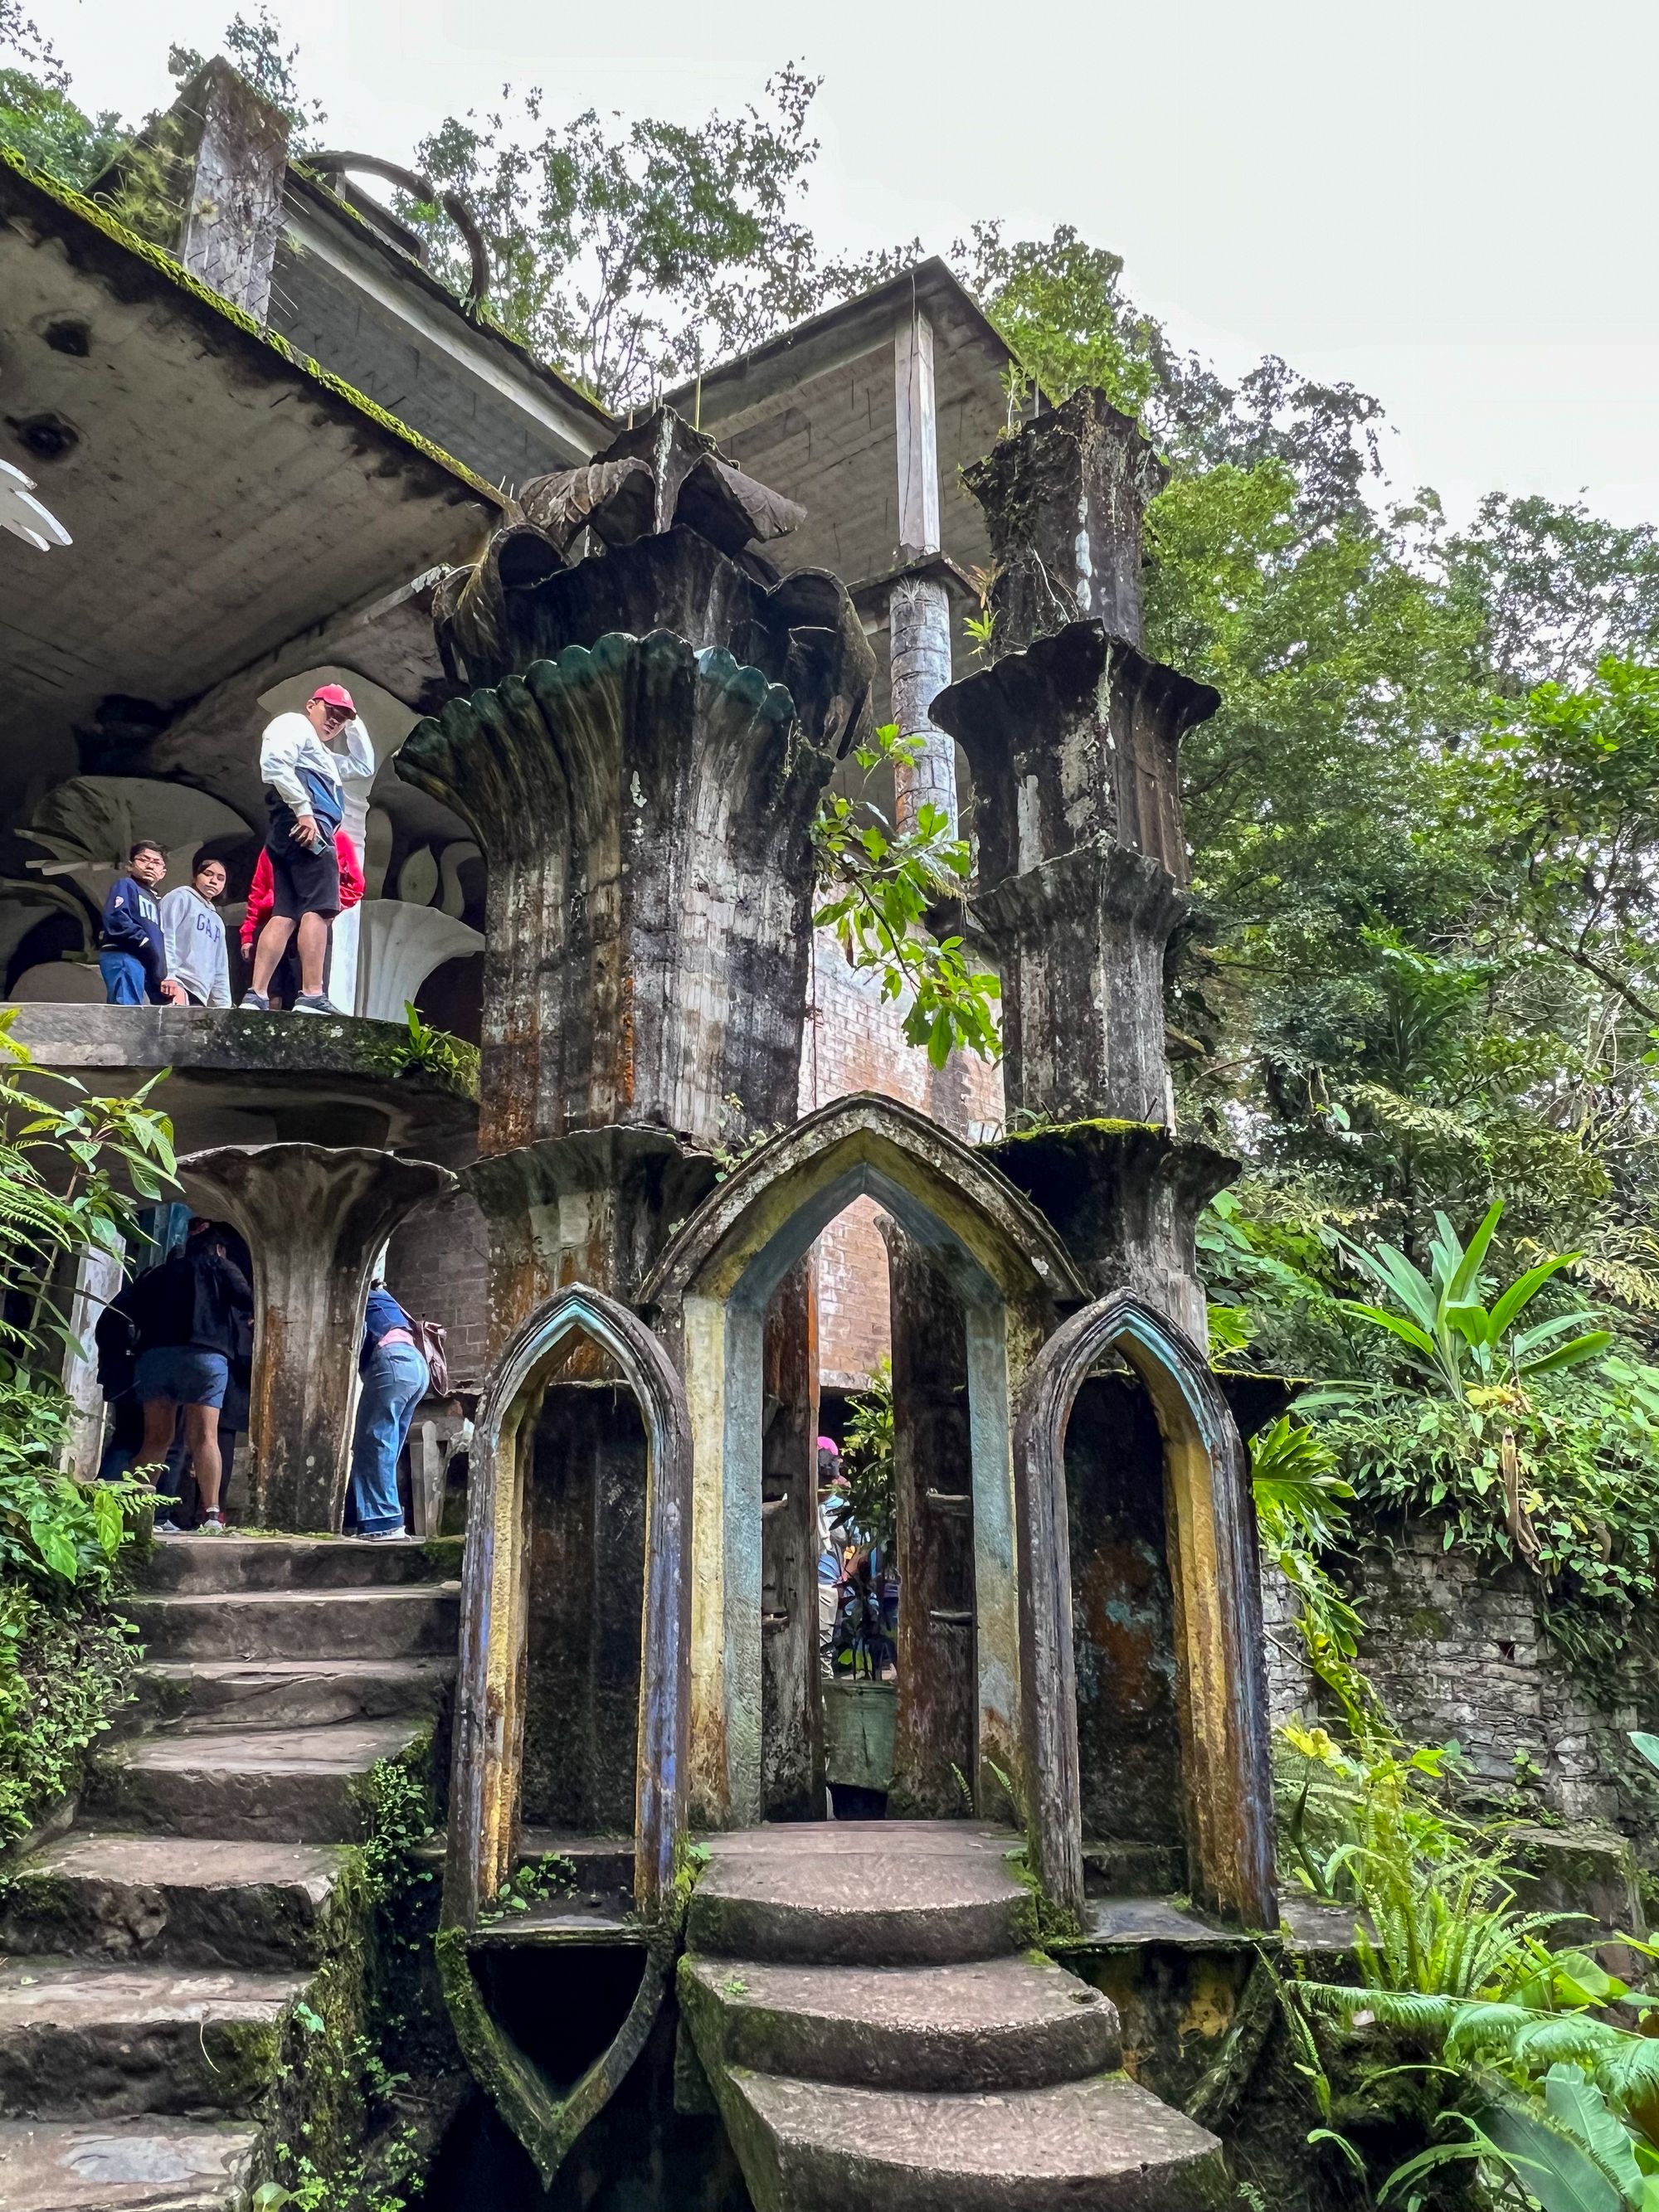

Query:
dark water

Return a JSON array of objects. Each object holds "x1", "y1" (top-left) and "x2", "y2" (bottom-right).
[{"x1": 422, "y1": 2013, "x2": 752, "y2": 2212}]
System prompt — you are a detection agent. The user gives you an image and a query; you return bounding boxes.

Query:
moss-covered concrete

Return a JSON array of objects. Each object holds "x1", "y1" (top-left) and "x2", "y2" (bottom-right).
[{"x1": 1, "y1": 147, "x2": 504, "y2": 509}]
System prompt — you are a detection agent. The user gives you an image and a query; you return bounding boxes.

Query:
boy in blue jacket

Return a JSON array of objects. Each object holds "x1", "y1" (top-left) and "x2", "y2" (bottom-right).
[{"x1": 99, "y1": 841, "x2": 184, "y2": 1005}]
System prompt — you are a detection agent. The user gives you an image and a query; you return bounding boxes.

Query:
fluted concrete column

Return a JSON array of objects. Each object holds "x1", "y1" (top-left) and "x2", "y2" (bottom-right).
[
  {"x1": 890, "y1": 308, "x2": 956, "y2": 837},
  {"x1": 890, "y1": 573, "x2": 956, "y2": 834},
  {"x1": 179, "y1": 1145, "x2": 455, "y2": 1531}
]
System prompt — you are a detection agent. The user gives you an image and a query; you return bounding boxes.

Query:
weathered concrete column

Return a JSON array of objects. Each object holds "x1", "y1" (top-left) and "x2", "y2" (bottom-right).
[
  {"x1": 934, "y1": 626, "x2": 1217, "y2": 1125},
  {"x1": 60, "y1": 1241, "x2": 124, "y2": 1480},
  {"x1": 891, "y1": 311, "x2": 957, "y2": 835},
  {"x1": 466, "y1": 1130, "x2": 718, "y2": 1359},
  {"x1": 964, "y1": 385, "x2": 1168, "y2": 654},
  {"x1": 102, "y1": 59, "x2": 290, "y2": 323},
  {"x1": 890, "y1": 573, "x2": 956, "y2": 833},
  {"x1": 179, "y1": 1145, "x2": 455, "y2": 1531},
  {"x1": 884, "y1": 1222, "x2": 976, "y2": 1818},
  {"x1": 761, "y1": 1261, "x2": 821, "y2": 1821}
]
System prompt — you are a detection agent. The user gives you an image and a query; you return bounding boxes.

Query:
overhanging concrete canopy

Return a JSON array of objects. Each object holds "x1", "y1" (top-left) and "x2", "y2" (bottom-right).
[{"x1": 0, "y1": 153, "x2": 503, "y2": 832}]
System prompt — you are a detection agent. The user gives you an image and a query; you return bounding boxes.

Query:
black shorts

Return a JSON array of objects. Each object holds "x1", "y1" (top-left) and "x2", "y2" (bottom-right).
[{"x1": 265, "y1": 831, "x2": 340, "y2": 921}]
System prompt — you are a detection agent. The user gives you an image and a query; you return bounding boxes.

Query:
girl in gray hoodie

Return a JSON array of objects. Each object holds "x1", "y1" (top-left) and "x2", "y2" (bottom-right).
[{"x1": 160, "y1": 858, "x2": 232, "y2": 1008}]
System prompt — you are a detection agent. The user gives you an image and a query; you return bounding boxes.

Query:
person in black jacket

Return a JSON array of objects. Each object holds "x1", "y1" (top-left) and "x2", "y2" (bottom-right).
[
  {"x1": 113, "y1": 1219, "x2": 253, "y2": 1534},
  {"x1": 98, "y1": 841, "x2": 185, "y2": 1007}
]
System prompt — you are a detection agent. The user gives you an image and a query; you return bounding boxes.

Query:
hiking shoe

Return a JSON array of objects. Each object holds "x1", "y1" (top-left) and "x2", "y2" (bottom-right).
[
  {"x1": 293, "y1": 992, "x2": 343, "y2": 1016},
  {"x1": 238, "y1": 989, "x2": 270, "y2": 1011},
  {"x1": 360, "y1": 1526, "x2": 409, "y2": 1543}
]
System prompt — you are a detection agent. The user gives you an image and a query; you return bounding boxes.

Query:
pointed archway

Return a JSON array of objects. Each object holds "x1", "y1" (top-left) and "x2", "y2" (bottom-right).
[
  {"x1": 643, "y1": 1091, "x2": 1087, "y2": 1840},
  {"x1": 1014, "y1": 1292, "x2": 1277, "y2": 1928},
  {"x1": 445, "y1": 1282, "x2": 692, "y2": 1929}
]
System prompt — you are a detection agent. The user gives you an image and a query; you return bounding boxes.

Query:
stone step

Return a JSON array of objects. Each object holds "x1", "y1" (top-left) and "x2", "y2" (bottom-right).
[
  {"x1": 135, "y1": 1656, "x2": 452, "y2": 1733},
  {"x1": 724, "y1": 2070, "x2": 1226, "y2": 2212},
  {"x1": 0, "y1": 1833, "x2": 345, "y2": 1970},
  {"x1": 688, "y1": 1825, "x2": 1029, "y2": 1966},
  {"x1": 0, "y1": 2115, "x2": 258, "y2": 2210},
  {"x1": 139, "y1": 1534, "x2": 461, "y2": 1594},
  {"x1": 0, "y1": 1957, "x2": 304, "y2": 2120},
  {"x1": 124, "y1": 1584, "x2": 460, "y2": 1663},
  {"x1": 681, "y1": 1952, "x2": 1121, "y2": 2093},
  {"x1": 90, "y1": 1719, "x2": 424, "y2": 1844}
]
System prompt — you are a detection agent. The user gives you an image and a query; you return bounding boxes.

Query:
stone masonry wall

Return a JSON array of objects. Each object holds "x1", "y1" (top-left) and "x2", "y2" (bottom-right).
[
  {"x1": 1260, "y1": 1527, "x2": 1642, "y2": 1832},
  {"x1": 1354, "y1": 1530, "x2": 1635, "y2": 1824}
]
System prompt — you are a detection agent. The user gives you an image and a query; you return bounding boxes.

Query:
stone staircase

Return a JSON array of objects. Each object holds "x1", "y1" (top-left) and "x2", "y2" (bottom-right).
[
  {"x1": 0, "y1": 1536, "x2": 458, "y2": 2212},
  {"x1": 679, "y1": 1822, "x2": 1227, "y2": 2211}
]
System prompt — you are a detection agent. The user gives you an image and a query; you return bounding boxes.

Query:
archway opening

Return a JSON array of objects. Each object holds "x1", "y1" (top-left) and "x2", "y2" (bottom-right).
[
  {"x1": 647, "y1": 1098, "x2": 1084, "y2": 1843},
  {"x1": 518, "y1": 1335, "x2": 648, "y2": 1850},
  {"x1": 1064, "y1": 1361, "x2": 1186, "y2": 1894}
]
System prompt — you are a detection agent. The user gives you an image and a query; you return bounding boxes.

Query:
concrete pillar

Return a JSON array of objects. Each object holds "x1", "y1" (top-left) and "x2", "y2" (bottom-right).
[
  {"x1": 178, "y1": 1145, "x2": 455, "y2": 1531},
  {"x1": 169, "y1": 60, "x2": 290, "y2": 324},
  {"x1": 60, "y1": 1241, "x2": 124, "y2": 1480},
  {"x1": 891, "y1": 311, "x2": 956, "y2": 836},
  {"x1": 884, "y1": 1222, "x2": 976, "y2": 1818},
  {"x1": 962, "y1": 386, "x2": 1168, "y2": 655},
  {"x1": 889, "y1": 575, "x2": 956, "y2": 834},
  {"x1": 761, "y1": 1261, "x2": 822, "y2": 1821}
]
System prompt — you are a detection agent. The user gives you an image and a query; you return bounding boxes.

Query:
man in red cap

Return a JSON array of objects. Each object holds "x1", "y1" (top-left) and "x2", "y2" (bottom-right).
[{"x1": 241, "y1": 684, "x2": 363, "y2": 1014}]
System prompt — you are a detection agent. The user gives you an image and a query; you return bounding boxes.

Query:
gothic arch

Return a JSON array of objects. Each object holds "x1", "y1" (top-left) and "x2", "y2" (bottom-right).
[
  {"x1": 445, "y1": 1283, "x2": 691, "y2": 1931},
  {"x1": 643, "y1": 1092, "x2": 1087, "y2": 1837},
  {"x1": 1014, "y1": 1292, "x2": 1277, "y2": 1928}
]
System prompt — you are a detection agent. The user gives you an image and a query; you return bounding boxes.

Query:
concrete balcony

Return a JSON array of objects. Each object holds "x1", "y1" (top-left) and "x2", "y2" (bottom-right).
[{"x1": 2, "y1": 1003, "x2": 477, "y2": 1154}]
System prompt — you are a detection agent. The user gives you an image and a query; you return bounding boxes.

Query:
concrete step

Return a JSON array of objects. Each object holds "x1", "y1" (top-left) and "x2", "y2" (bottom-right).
[
  {"x1": 125, "y1": 1584, "x2": 460, "y2": 1663},
  {"x1": 0, "y1": 1957, "x2": 304, "y2": 2120},
  {"x1": 688, "y1": 1825, "x2": 1029, "y2": 1966},
  {"x1": 90, "y1": 1719, "x2": 424, "y2": 1844},
  {"x1": 0, "y1": 1833, "x2": 345, "y2": 1970},
  {"x1": 681, "y1": 1952, "x2": 1120, "y2": 2092},
  {"x1": 725, "y1": 2070, "x2": 1226, "y2": 2212},
  {"x1": 139, "y1": 1534, "x2": 460, "y2": 1594},
  {"x1": 0, "y1": 2115, "x2": 257, "y2": 2210},
  {"x1": 135, "y1": 1657, "x2": 452, "y2": 1733}
]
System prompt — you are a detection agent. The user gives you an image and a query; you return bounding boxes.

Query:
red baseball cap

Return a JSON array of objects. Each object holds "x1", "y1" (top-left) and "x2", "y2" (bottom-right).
[{"x1": 309, "y1": 683, "x2": 357, "y2": 712}]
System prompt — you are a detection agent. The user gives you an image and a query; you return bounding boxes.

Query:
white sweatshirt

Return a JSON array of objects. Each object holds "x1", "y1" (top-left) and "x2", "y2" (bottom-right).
[
  {"x1": 159, "y1": 887, "x2": 231, "y2": 1007},
  {"x1": 259, "y1": 711, "x2": 348, "y2": 814}
]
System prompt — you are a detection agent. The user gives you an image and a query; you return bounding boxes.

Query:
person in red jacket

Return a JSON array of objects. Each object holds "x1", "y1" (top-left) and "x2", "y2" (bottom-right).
[{"x1": 241, "y1": 834, "x2": 364, "y2": 1005}]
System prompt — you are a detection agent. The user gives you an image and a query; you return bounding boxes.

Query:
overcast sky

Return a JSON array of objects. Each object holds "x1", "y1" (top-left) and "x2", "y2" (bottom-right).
[{"x1": 37, "y1": 0, "x2": 1659, "y2": 528}]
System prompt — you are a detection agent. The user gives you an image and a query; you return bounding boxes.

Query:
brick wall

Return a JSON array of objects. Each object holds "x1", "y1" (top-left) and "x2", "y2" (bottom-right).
[
  {"x1": 800, "y1": 928, "x2": 1004, "y2": 1388},
  {"x1": 383, "y1": 1184, "x2": 490, "y2": 1393}
]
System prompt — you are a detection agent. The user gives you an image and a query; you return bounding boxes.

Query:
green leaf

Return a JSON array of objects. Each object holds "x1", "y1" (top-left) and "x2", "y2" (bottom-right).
[
  {"x1": 1447, "y1": 1199, "x2": 1504, "y2": 1305},
  {"x1": 1518, "y1": 1331, "x2": 1612, "y2": 1377},
  {"x1": 1489, "y1": 1255, "x2": 1579, "y2": 1340},
  {"x1": 1484, "y1": 2099, "x2": 1625, "y2": 2212}
]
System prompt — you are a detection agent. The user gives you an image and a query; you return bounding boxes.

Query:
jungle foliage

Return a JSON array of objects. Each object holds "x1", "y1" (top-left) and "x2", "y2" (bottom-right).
[{"x1": 0, "y1": 1017, "x2": 173, "y2": 1842}]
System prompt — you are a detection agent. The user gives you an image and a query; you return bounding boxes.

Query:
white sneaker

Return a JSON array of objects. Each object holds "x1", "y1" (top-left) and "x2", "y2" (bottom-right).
[
  {"x1": 360, "y1": 1526, "x2": 409, "y2": 1542},
  {"x1": 195, "y1": 1513, "x2": 228, "y2": 1535}
]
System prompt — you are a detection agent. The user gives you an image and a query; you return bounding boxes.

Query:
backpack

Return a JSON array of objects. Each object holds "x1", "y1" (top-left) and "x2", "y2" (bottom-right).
[{"x1": 412, "y1": 1316, "x2": 450, "y2": 1398}]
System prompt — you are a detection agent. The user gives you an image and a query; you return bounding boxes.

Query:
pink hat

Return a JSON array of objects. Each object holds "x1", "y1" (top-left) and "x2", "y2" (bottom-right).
[{"x1": 309, "y1": 683, "x2": 357, "y2": 712}]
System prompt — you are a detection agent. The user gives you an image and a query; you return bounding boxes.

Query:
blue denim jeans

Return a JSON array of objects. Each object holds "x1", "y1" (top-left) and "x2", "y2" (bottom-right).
[
  {"x1": 100, "y1": 950, "x2": 154, "y2": 1004},
  {"x1": 348, "y1": 1341, "x2": 428, "y2": 1534}
]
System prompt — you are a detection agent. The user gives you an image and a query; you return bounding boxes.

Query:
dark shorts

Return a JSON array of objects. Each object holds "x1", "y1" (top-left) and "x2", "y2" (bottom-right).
[
  {"x1": 134, "y1": 1346, "x2": 229, "y2": 1410},
  {"x1": 265, "y1": 831, "x2": 340, "y2": 922}
]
